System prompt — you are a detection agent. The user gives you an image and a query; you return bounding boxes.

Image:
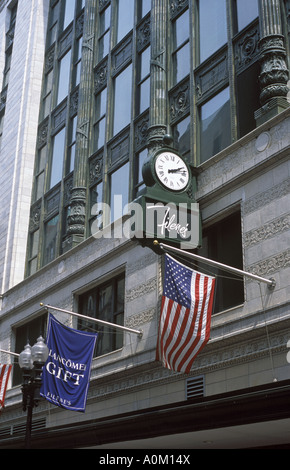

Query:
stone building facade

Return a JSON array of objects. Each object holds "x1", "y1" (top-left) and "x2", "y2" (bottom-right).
[{"x1": 0, "y1": 0, "x2": 290, "y2": 449}]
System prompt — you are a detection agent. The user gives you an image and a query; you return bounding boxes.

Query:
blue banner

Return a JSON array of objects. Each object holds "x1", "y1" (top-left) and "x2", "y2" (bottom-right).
[{"x1": 40, "y1": 314, "x2": 98, "y2": 412}]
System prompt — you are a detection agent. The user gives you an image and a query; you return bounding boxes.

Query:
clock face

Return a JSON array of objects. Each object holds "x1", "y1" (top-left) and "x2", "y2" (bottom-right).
[{"x1": 154, "y1": 151, "x2": 189, "y2": 191}]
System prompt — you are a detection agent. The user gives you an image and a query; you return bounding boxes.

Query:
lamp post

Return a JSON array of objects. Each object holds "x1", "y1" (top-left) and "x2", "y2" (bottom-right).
[{"x1": 19, "y1": 336, "x2": 49, "y2": 449}]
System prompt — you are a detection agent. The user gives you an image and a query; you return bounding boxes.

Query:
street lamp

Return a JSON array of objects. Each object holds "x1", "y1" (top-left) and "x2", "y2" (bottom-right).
[{"x1": 19, "y1": 336, "x2": 49, "y2": 449}]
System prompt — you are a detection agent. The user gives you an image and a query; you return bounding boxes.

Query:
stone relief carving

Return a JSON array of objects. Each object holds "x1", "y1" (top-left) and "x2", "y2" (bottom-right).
[
  {"x1": 244, "y1": 214, "x2": 290, "y2": 247},
  {"x1": 248, "y1": 248, "x2": 290, "y2": 277}
]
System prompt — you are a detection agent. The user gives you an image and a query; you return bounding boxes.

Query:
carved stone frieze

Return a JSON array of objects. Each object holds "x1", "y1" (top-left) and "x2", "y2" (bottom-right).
[
  {"x1": 70, "y1": 87, "x2": 79, "y2": 116},
  {"x1": 76, "y1": 11, "x2": 84, "y2": 38},
  {"x1": 137, "y1": 16, "x2": 151, "y2": 52},
  {"x1": 248, "y1": 248, "x2": 290, "y2": 277},
  {"x1": 134, "y1": 113, "x2": 149, "y2": 150},
  {"x1": 94, "y1": 60, "x2": 107, "y2": 93},
  {"x1": 234, "y1": 26, "x2": 260, "y2": 72},
  {"x1": 125, "y1": 277, "x2": 157, "y2": 303},
  {"x1": 29, "y1": 202, "x2": 42, "y2": 231},
  {"x1": 89, "y1": 154, "x2": 103, "y2": 185},
  {"x1": 170, "y1": 0, "x2": 188, "y2": 19},
  {"x1": 244, "y1": 213, "x2": 290, "y2": 247},
  {"x1": 45, "y1": 45, "x2": 55, "y2": 73},
  {"x1": 243, "y1": 179, "x2": 290, "y2": 215},
  {"x1": 37, "y1": 120, "x2": 49, "y2": 148},
  {"x1": 99, "y1": 0, "x2": 110, "y2": 10},
  {"x1": 195, "y1": 52, "x2": 228, "y2": 103},
  {"x1": 169, "y1": 80, "x2": 190, "y2": 123},
  {"x1": 125, "y1": 307, "x2": 156, "y2": 329}
]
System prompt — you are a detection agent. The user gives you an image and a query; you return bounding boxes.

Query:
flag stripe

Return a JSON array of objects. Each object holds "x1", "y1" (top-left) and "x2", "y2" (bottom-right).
[
  {"x1": 0, "y1": 364, "x2": 12, "y2": 408},
  {"x1": 172, "y1": 272, "x2": 202, "y2": 371},
  {"x1": 177, "y1": 275, "x2": 215, "y2": 373},
  {"x1": 156, "y1": 254, "x2": 216, "y2": 374}
]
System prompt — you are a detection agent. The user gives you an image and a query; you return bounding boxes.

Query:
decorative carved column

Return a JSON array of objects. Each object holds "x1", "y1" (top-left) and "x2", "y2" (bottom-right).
[
  {"x1": 255, "y1": 0, "x2": 289, "y2": 126},
  {"x1": 65, "y1": 0, "x2": 96, "y2": 251},
  {"x1": 147, "y1": 0, "x2": 170, "y2": 151}
]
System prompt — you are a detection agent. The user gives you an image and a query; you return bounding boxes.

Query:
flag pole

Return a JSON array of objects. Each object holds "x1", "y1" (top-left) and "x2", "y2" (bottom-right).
[
  {"x1": 0, "y1": 349, "x2": 19, "y2": 357},
  {"x1": 155, "y1": 241, "x2": 276, "y2": 289},
  {"x1": 40, "y1": 304, "x2": 143, "y2": 338}
]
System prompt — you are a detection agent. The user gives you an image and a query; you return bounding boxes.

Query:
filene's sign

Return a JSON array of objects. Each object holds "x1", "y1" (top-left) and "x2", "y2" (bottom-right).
[{"x1": 133, "y1": 196, "x2": 200, "y2": 250}]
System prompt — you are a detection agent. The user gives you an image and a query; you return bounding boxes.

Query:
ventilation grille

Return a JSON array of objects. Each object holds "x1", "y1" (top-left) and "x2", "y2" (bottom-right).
[
  {"x1": 186, "y1": 376, "x2": 204, "y2": 399},
  {"x1": 0, "y1": 417, "x2": 46, "y2": 439}
]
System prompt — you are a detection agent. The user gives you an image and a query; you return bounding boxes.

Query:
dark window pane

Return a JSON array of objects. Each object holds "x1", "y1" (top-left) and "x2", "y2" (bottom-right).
[
  {"x1": 44, "y1": 214, "x2": 59, "y2": 265},
  {"x1": 200, "y1": 87, "x2": 231, "y2": 162},
  {"x1": 197, "y1": 212, "x2": 244, "y2": 314},
  {"x1": 237, "y1": 62, "x2": 260, "y2": 138},
  {"x1": 78, "y1": 274, "x2": 125, "y2": 357},
  {"x1": 199, "y1": 0, "x2": 227, "y2": 63}
]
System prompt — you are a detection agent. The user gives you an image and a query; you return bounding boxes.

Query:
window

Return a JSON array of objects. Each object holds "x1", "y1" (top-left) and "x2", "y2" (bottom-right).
[
  {"x1": 43, "y1": 214, "x2": 59, "y2": 265},
  {"x1": 110, "y1": 162, "x2": 129, "y2": 221},
  {"x1": 67, "y1": 116, "x2": 77, "y2": 173},
  {"x1": 116, "y1": 0, "x2": 134, "y2": 44},
  {"x1": 173, "y1": 114, "x2": 191, "y2": 158},
  {"x1": 113, "y1": 65, "x2": 132, "y2": 136},
  {"x1": 50, "y1": 127, "x2": 66, "y2": 188},
  {"x1": 93, "y1": 87, "x2": 107, "y2": 151},
  {"x1": 35, "y1": 146, "x2": 47, "y2": 200},
  {"x1": 73, "y1": 35, "x2": 82, "y2": 88},
  {"x1": 200, "y1": 87, "x2": 231, "y2": 162},
  {"x1": 42, "y1": 70, "x2": 53, "y2": 119},
  {"x1": 198, "y1": 0, "x2": 227, "y2": 63},
  {"x1": 27, "y1": 229, "x2": 39, "y2": 276},
  {"x1": 172, "y1": 8, "x2": 190, "y2": 84},
  {"x1": 137, "y1": 46, "x2": 150, "y2": 115},
  {"x1": 62, "y1": 0, "x2": 76, "y2": 31},
  {"x1": 98, "y1": 4, "x2": 111, "y2": 61},
  {"x1": 235, "y1": 0, "x2": 259, "y2": 32},
  {"x1": 78, "y1": 274, "x2": 125, "y2": 357},
  {"x1": 57, "y1": 50, "x2": 72, "y2": 105},
  {"x1": 140, "y1": 0, "x2": 151, "y2": 18},
  {"x1": 196, "y1": 211, "x2": 244, "y2": 314},
  {"x1": 13, "y1": 315, "x2": 47, "y2": 386}
]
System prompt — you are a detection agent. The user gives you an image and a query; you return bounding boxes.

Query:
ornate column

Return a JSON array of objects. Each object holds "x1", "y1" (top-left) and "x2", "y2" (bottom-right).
[
  {"x1": 255, "y1": 0, "x2": 289, "y2": 126},
  {"x1": 147, "y1": 0, "x2": 170, "y2": 151},
  {"x1": 65, "y1": 0, "x2": 96, "y2": 250}
]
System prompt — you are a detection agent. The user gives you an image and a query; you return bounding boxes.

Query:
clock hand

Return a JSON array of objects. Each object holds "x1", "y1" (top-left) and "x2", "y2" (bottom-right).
[{"x1": 168, "y1": 167, "x2": 187, "y2": 174}]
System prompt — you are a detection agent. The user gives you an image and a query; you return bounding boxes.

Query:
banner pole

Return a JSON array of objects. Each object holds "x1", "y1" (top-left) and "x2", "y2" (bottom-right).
[
  {"x1": 40, "y1": 304, "x2": 143, "y2": 338},
  {"x1": 0, "y1": 349, "x2": 19, "y2": 357},
  {"x1": 156, "y1": 241, "x2": 276, "y2": 289}
]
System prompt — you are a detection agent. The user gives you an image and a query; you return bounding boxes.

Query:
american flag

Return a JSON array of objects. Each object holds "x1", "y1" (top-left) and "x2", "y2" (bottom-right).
[
  {"x1": 156, "y1": 254, "x2": 216, "y2": 374},
  {"x1": 0, "y1": 364, "x2": 12, "y2": 410}
]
